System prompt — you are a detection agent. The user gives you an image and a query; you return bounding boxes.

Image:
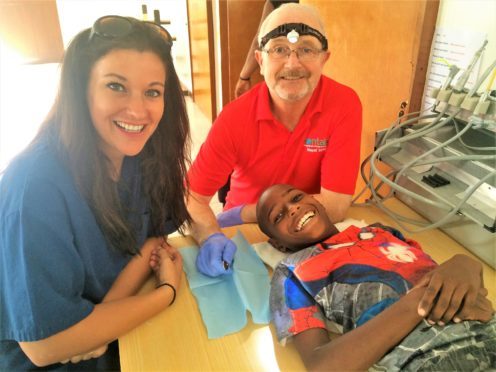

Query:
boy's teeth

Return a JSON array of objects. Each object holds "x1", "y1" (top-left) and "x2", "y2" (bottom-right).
[
  {"x1": 114, "y1": 121, "x2": 145, "y2": 133},
  {"x1": 296, "y1": 211, "x2": 315, "y2": 231}
]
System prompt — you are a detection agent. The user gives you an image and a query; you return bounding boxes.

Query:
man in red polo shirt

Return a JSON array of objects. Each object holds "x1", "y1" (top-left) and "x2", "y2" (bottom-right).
[{"x1": 188, "y1": 3, "x2": 362, "y2": 277}]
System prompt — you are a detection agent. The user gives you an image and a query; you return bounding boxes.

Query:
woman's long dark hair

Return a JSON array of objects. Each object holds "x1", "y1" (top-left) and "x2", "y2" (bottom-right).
[{"x1": 35, "y1": 19, "x2": 191, "y2": 255}]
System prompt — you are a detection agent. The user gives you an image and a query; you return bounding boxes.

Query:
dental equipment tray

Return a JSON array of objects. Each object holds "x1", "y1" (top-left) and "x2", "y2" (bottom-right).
[{"x1": 375, "y1": 121, "x2": 496, "y2": 268}]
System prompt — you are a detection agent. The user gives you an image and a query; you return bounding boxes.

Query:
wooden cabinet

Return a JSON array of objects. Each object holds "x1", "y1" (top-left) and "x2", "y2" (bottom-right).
[{"x1": 0, "y1": 0, "x2": 63, "y2": 64}]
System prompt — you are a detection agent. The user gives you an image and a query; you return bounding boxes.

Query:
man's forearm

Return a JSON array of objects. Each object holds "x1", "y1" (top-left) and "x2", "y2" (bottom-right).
[
  {"x1": 186, "y1": 191, "x2": 221, "y2": 243},
  {"x1": 240, "y1": 203, "x2": 257, "y2": 223},
  {"x1": 313, "y1": 189, "x2": 352, "y2": 223}
]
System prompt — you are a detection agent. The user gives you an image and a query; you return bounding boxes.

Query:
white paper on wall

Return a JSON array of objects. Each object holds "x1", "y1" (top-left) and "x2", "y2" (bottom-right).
[{"x1": 422, "y1": 27, "x2": 487, "y2": 112}]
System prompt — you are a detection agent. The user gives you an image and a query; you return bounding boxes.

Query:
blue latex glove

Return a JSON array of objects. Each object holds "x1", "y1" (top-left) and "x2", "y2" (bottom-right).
[
  {"x1": 196, "y1": 233, "x2": 237, "y2": 277},
  {"x1": 216, "y1": 205, "x2": 244, "y2": 228}
]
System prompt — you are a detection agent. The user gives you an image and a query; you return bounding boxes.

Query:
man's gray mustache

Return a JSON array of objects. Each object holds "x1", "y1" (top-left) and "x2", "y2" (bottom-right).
[{"x1": 277, "y1": 70, "x2": 310, "y2": 79}]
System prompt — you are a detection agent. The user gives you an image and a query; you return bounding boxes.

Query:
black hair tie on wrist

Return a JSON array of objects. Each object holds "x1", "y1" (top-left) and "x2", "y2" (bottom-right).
[
  {"x1": 239, "y1": 76, "x2": 250, "y2": 81},
  {"x1": 156, "y1": 282, "x2": 176, "y2": 306}
]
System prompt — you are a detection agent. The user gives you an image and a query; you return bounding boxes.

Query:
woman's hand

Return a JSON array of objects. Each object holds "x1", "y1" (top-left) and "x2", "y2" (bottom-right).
[
  {"x1": 140, "y1": 236, "x2": 164, "y2": 257},
  {"x1": 149, "y1": 241, "x2": 183, "y2": 289},
  {"x1": 59, "y1": 344, "x2": 108, "y2": 364},
  {"x1": 414, "y1": 254, "x2": 485, "y2": 325}
]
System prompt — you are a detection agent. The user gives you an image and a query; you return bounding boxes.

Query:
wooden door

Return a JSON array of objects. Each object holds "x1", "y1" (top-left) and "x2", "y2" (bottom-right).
[
  {"x1": 305, "y1": 0, "x2": 439, "y2": 197},
  {"x1": 219, "y1": 0, "x2": 265, "y2": 105}
]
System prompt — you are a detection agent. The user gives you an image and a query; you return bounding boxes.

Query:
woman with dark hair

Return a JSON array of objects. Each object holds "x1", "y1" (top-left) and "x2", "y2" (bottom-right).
[{"x1": 0, "y1": 16, "x2": 191, "y2": 370}]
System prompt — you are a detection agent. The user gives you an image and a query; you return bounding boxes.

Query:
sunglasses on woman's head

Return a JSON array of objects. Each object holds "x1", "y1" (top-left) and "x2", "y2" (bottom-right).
[{"x1": 89, "y1": 15, "x2": 173, "y2": 50}]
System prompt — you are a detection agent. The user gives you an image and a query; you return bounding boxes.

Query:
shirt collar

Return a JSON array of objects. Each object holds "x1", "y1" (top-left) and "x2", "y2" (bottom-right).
[{"x1": 255, "y1": 76, "x2": 325, "y2": 123}]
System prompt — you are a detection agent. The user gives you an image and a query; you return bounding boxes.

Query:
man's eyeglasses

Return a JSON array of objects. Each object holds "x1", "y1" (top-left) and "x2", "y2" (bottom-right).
[
  {"x1": 262, "y1": 45, "x2": 324, "y2": 62},
  {"x1": 90, "y1": 15, "x2": 173, "y2": 50}
]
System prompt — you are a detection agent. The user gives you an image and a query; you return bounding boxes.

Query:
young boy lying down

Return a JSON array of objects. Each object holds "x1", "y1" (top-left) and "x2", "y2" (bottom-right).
[{"x1": 256, "y1": 184, "x2": 495, "y2": 371}]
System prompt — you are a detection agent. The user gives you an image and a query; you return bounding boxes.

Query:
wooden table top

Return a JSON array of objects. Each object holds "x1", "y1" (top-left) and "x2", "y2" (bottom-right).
[{"x1": 119, "y1": 199, "x2": 495, "y2": 371}]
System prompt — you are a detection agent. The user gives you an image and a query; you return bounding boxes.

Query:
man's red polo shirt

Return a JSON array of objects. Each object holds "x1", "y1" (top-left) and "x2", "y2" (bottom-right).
[{"x1": 188, "y1": 76, "x2": 362, "y2": 210}]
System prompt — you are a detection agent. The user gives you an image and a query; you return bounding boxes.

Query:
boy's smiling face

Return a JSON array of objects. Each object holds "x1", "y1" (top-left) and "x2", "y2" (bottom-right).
[{"x1": 257, "y1": 184, "x2": 336, "y2": 251}]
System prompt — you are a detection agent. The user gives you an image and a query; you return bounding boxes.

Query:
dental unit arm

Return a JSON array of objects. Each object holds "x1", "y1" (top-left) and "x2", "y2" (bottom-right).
[{"x1": 354, "y1": 41, "x2": 496, "y2": 268}]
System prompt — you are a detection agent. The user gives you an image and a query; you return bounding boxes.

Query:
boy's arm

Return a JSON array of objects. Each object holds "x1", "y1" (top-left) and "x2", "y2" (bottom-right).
[
  {"x1": 367, "y1": 225, "x2": 486, "y2": 325},
  {"x1": 293, "y1": 287, "x2": 494, "y2": 371},
  {"x1": 294, "y1": 282, "x2": 494, "y2": 370},
  {"x1": 415, "y1": 254, "x2": 485, "y2": 325},
  {"x1": 293, "y1": 288, "x2": 424, "y2": 371}
]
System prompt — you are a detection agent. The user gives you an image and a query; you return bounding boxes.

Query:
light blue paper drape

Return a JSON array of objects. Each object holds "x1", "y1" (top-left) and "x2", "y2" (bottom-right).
[{"x1": 180, "y1": 231, "x2": 270, "y2": 338}]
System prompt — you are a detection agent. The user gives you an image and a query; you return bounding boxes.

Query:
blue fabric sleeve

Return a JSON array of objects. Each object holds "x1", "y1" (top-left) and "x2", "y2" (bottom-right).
[{"x1": 1, "y1": 179, "x2": 94, "y2": 342}]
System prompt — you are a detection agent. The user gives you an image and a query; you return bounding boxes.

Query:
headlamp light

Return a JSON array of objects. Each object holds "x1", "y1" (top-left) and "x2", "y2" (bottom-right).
[{"x1": 287, "y1": 29, "x2": 299, "y2": 44}]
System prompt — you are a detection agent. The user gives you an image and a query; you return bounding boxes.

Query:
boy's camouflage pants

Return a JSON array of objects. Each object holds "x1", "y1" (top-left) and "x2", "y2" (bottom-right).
[{"x1": 372, "y1": 316, "x2": 496, "y2": 371}]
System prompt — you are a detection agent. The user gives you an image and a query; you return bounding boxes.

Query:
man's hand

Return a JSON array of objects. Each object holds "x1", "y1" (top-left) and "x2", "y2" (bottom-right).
[
  {"x1": 196, "y1": 233, "x2": 236, "y2": 277},
  {"x1": 217, "y1": 205, "x2": 244, "y2": 228},
  {"x1": 415, "y1": 254, "x2": 484, "y2": 325},
  {"x1": 235, "y1": 78, "x2": 251, "y2": 98}
]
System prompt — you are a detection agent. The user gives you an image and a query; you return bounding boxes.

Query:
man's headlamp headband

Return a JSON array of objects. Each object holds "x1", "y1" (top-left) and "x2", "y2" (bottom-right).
[{"x1": 259, "y1": 23, "x2": 328, "y2": 50}]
